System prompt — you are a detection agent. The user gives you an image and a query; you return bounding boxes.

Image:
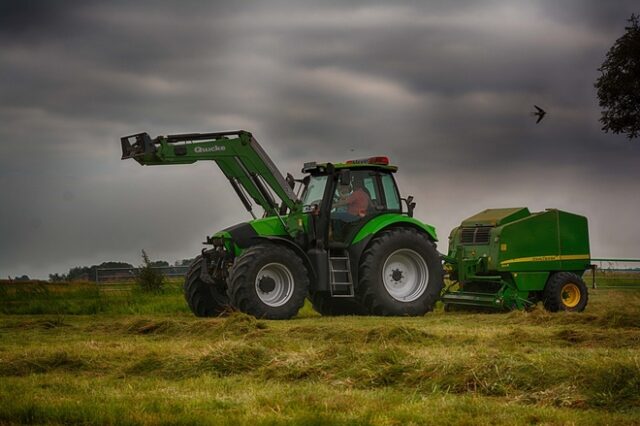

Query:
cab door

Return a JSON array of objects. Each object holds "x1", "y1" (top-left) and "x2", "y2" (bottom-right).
[{"x1": 329, "y1": 170, "x2": 393, "y2": 243}]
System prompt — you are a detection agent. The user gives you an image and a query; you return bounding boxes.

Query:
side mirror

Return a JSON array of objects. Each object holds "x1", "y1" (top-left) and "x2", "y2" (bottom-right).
[
  {"x1": 403, "y1": 195, "x2": 416, "y2": 217},
  {"x1": 339, "y1": 169, "x2": 351, "y2": 186},
  {"x1": 285, "y1": 173, "x2": 295, "y2": 189}
]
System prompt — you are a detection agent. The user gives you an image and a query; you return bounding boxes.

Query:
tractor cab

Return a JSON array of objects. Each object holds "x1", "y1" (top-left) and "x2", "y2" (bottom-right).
[{"x1": 300, "y1": 156, "x2": 405, "y2": 245}]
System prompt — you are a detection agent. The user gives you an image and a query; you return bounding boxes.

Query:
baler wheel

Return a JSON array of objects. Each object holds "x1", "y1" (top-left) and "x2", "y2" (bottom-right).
[
  {"x1": 184, "y1": 256, "x2": 230, "y2": 317},
  {"x1": 227, "y1": 243, "x2": 309, "y2": 319},
  {"x1": 543, "y1": 272, "x2": 588, "y2": 312},
  {"x1": 356, "y1": 227, "x2": 443, "y2": 316},
  {"x1": 309, "y1": 292, "x2": 368, "y2": 316}
]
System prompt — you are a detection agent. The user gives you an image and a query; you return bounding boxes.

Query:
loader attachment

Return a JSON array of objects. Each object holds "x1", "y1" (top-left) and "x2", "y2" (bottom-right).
[
  {"x1": 120, "y1": 131, "x2": 299, "y2": 220},
  {"x1": 121, "y1": 132, "x2": 155, "y2": 160}
]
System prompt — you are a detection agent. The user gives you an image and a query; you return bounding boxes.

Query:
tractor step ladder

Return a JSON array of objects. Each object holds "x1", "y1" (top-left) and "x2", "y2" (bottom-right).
[{"x1": 329, "y1": 251, "x2": 354, "y2": 297}]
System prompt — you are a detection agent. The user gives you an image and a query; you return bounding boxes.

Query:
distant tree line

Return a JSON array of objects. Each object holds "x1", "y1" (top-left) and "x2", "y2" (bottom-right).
[
  {"x1": 6, "y1": 275, "x2": 32, "y2": 282},
  {"x1": 48, "y1": 257, "x2": 195, "y2": 282},
  {"x1": 49, "y1": 262, "x2": 135, "y2": 282}
]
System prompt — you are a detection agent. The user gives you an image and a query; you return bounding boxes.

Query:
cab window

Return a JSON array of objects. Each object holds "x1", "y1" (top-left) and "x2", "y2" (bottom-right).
[
  {"x1": 362, "y1": 176, "x2": 380, "y2": 207},
  {"x1": 301, "y1": 175, "x2": 327, "y2": 206},
  {"x1": 381, "y1": 173, "x2": 400, "y2": 211}
]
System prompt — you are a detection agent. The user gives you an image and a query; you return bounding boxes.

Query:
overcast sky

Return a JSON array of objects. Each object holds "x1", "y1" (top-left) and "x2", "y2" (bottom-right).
[{"x1": 1, "y1": 1, "x2": 639, "y2": 279}]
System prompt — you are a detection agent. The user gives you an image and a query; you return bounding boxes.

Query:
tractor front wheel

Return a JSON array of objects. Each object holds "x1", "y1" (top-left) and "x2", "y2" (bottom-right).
[
  {"x1": 357, "y1": 228, "x2": 443, "y2": 316},
  {"x1": 543, "y1": 272, "x2": 588, "y2": 312},
  {"x1": 184, "y1": 256, "x2": 230, "y2": 317},
  {"x1": 227, "y1": 244, "x2": 309, "y2": 319}
]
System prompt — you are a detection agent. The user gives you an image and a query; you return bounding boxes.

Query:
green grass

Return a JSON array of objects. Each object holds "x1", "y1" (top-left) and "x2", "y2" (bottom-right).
[
  {"x1": 0, "y1": 280, "x2": 189, "y2": 315},
  {"x1": 589, "y1": 270, "x2": 640, "y2": 289},
  {"x1": 0, "y1": 282, "x2": 639, "y2": 425}
]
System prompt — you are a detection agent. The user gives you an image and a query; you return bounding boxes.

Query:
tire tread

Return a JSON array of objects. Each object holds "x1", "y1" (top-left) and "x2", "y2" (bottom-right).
[
  {"x1": 543, "y1": 271, "x2": 588, "y2": 312},
  {"x1": 227, "y1": 244, "x2": 309, "y2": 319},
  {"x1": 183, "y1": 256, "x2": 229, "y2": 317}
]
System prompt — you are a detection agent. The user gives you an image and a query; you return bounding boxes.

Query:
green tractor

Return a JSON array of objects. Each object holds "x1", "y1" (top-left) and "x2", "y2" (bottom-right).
[{"x1": 121, "y1": 130, "x2": 443, "y2": 319}]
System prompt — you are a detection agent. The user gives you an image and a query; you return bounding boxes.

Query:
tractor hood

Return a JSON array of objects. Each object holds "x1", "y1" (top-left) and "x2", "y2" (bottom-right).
[{"x1": 213, "y1": 216, "x2": 291, "y2": 253}]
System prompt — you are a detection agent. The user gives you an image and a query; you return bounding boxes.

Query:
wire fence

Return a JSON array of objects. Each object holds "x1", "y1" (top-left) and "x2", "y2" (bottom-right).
[
  {"x1": 587, "y1": 258, "x2": 640, "y2": 289},
  {"x1": 95, "y1": 266, "x2": 189, "y2": 285},
  {"x1": 12, "y1": 257, "x2": 637, "y2": 290},
  {"x1": 93, "y1": 259, "x2": 640, "y2": 289}
]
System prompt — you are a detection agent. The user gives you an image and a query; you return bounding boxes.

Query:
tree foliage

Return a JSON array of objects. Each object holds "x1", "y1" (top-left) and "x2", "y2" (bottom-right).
[
  {"x1": 67, "y1": 266, "x2": 93, "y2": 281},
  {"x1": 135, "y1": 250, "x2": 165, "y2": 293},
  {"x1": 175, "y1": 258, "x2": 196, "y2": 267},
  {"x1": 49, "y1": 273, "x2": 68, "y2": 282},
  {"x1": 13, "y1": 275, "x2": 30, "y2": 282},
  {"x1": 64, "y1": 262, "x2": 134, "y2": 282},
  {"x1": 595, "y1": 14, "x2": 640, "y2": 139},
  {"x1": 49, "y1": 260, "x2": 175, "y2": 283}
]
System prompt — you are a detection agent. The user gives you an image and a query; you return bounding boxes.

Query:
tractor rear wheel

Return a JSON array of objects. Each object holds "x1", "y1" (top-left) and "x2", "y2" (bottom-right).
[
  {"x1": 184, "y1": 256, "x2": 230, "y2": 317},
  {"x1": 357, "y1": 227, "x2": 443, "y2": 316},
  {"x1": 309, "y1": 292, "x2": 368, "y2": 316},
  {"x1": 543, "y1": 272, "x2": 588, "y2": 312},
  {"x1": 227, "y1": 243, "x2": 309, "y2": 319}
]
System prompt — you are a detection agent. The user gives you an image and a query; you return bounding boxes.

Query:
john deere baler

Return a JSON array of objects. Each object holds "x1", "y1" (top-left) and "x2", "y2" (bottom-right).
[{"x1": 442, "y1": 208, "x2": 591, "y2": 311}]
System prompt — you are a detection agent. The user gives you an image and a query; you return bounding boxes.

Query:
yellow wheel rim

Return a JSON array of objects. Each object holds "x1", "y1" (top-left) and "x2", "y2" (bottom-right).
[{"x1": 561, "y1": 283, "x2": 581, "y2": 308}]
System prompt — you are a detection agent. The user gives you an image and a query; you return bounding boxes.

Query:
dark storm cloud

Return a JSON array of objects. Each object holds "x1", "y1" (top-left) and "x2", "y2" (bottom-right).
[
  {"x1": 544, "y1": 0, "x2": 639, "y2": 33},
  {"x1": 1, "y1": 1, "x2": 639, "y2": 278},
  {"x1": 0, "y1": 1, "x2": 75, "y2": 36}
]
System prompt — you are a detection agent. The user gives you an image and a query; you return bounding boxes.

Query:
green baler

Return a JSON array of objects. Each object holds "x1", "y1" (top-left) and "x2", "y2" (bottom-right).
[{"x1": 442, "y1": 208, "x2": 591, "y2": 311}]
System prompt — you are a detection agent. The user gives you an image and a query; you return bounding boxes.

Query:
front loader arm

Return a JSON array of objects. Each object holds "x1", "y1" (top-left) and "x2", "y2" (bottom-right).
[{"x1": 121, "y1": 131, "x2": 299, "y2": 222}]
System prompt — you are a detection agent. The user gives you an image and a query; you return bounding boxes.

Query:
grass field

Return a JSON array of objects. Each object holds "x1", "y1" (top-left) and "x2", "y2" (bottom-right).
[{"x1": 1, "y1": 280, "x2": 639, "y2": 425}]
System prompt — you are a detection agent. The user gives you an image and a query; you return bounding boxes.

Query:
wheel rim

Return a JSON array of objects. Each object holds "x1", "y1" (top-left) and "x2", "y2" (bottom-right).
[
  {"x1": 561, "y1": 283, "x2": 581, "y2": 308},
  {"x1": 382, "y1": 249, "x2": 429, "y2": 302},
  {"x1": 255, "y1": 263, "x2": 294, "y2": 307}
]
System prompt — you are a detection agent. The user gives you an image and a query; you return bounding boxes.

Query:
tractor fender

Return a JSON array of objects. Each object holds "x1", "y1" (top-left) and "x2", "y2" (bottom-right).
[
  {"x1": 350, "y1": 214, "x2": 438, "y2": 246},
  {"x1": 254, "y1": 236, "x2": 317, "y2": 280},
  {"x1": 347, "y1": 214, "x2": 439, "y2": 287}
]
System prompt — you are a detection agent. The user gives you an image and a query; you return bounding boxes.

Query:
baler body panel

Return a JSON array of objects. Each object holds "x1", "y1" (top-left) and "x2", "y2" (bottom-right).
[
  {"x1": 512, "y1": 272, "x2": 550, "y2": 291},
  {"x1": 497, "y1": 210, "x2": 590, "y2": 277},
  {"x1": 558, "y1": 210, "x2": 591, "y2": 272},
  {"x1": 497, "y1": 210, "x2": 562, "y2": 275},
  {"x1": 460, "y1": 207, "x2": 530, "y2": 227}
]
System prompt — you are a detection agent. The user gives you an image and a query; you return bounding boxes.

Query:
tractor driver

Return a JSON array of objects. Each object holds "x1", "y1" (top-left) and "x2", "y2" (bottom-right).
[
  {"x1": 332, "y1": 178, "x2": 371, "y2": 222},
  {"x1": 331, "y1": 177, "x2": 371, "y2": 241}
]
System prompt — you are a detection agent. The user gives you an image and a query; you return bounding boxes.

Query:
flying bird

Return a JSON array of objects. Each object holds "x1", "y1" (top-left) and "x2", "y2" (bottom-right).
[{"x1": 532, "y1": 105, "x2": 546, "y2": 124}]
